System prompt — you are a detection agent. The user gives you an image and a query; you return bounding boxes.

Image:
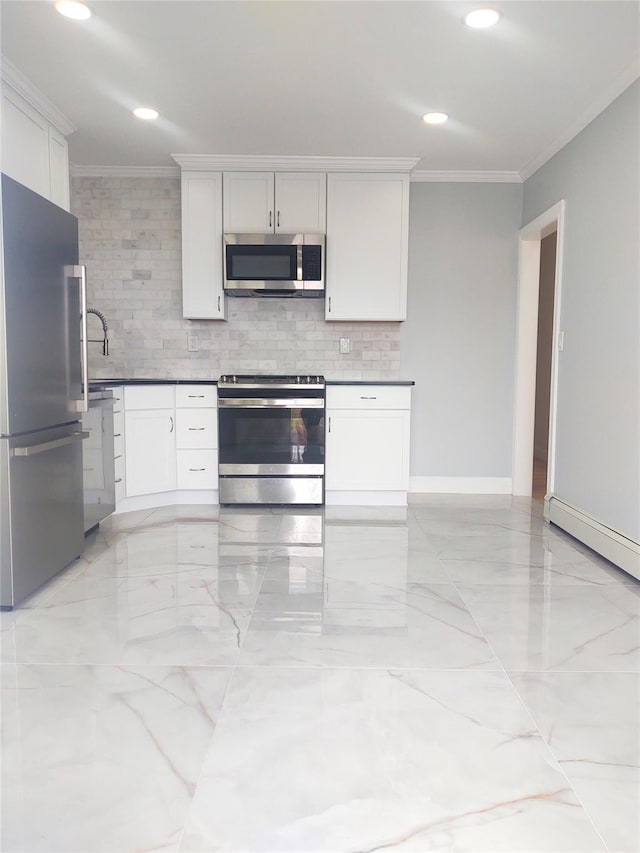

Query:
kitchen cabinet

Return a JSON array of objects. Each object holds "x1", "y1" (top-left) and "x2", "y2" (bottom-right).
[
  {"x1": 175, "y1": 385, "x2": 218, "y2": 491},
  {"x1": 325, "y1": 173, "x2": 409, "y2": 321},
  {"x1": 180, "y1": 171, "x2": 225, "y2": 320},
  {"x1": 223, "y1": 172, "x2": 326, "y2": 234},
  {"x1": 181, "y1": 171, "x2": 225, "y2": 320},
  {"x1": 325, "y1": 385, "x2": 411, "y2": 505},
  {"x1": 112, "y1": 386, "x2": 126, "y2": 505},
  {"x1": 124, "y1": 386, "x2": 176, "y2": 497},
  {"x1": 1, "y1": 83, "x2": 70, "y2": 210}
]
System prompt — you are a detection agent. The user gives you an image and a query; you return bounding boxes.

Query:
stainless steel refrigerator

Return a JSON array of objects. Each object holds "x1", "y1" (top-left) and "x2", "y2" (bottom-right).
[{"x1": 0, "y1": 173, "x2": 89, "y2": 609}]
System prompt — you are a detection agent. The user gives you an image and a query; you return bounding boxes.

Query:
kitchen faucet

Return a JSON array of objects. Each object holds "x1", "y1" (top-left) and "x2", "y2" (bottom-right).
[{"x1": 85, "y1": 307, "x2": 109, "y2": 355}]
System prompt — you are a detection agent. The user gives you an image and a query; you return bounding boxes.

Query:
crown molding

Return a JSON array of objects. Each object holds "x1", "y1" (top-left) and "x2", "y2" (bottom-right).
[
  {"x1": 171, "y1": 154, "x2": 420, "y2": 173},
  {"x1": 70, "y1": 164, "x2": 180, "y2": 177},
  {"x1": 519, "y1": 60, "x2": 640, "y2": 181},
  {"x1": 1, "y1": 56, "x2": 76, "y2": 137},
  {"x1": 411, "y1": 170, "x2": 522, "y2": 183}
]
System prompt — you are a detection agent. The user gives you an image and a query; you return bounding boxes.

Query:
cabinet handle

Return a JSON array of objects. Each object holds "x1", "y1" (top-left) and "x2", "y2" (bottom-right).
[
  {"x1": 189, "y1": 467, "x2": 206, "y2": 472},
  {"x1": 114, "y1": 432, "x2": 122, "y2": 437},
  {"x1": 188, "y1": 427, "x2": 205, "y2": 431},
  {"x1": 169, "y1": 416, "x2": 174, "y2": 432},
  {"x1": 188, "y1": 394, "x2": 205, "y2": 398},
  {"x1": 269, "y1": 210, "x2": 272, "y2": 228},
  {"x1": 360, "y1": 396, "x2": 377, "y2": 400},
  {"x1": 328, "y1": 416, "x2": 331, "y2": 433},
  {"x1": 328, "y1": 296, "x2": 331, "y2": 313},
  {"x1": 115, "y1": 478, "x2": 123, "y2": 484},
  {"x1": 277, "y1": 210, "x2": 280, "y2": 228},
  {"x1": 218, "y1": 294, "x2": 221, "y2": 312}
]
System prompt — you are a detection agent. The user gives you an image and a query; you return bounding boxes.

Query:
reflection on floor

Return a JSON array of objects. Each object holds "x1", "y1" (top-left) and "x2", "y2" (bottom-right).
[
  {"x1": 533, "y1": 456, "x2": 548, "y2": 502},
  {"x1": 1, "y1": 498, "x2": 638, "y2": 852}
]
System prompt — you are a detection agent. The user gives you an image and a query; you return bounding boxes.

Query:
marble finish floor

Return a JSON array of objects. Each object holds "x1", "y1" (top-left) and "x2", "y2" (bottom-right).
[{"x1": 1, "y1": 497, "x2": 638, "y2": 852}]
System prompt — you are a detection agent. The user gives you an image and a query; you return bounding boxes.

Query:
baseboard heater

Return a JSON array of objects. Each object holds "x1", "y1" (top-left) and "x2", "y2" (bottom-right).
[{"x1": 545, "y1": 496, "x2": 640, "y2": 580}]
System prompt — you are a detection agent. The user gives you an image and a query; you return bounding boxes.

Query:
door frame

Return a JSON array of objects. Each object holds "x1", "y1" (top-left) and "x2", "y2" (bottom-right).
[{"x1": 512, "y1": 200, "x2": 565, "y2": 496}]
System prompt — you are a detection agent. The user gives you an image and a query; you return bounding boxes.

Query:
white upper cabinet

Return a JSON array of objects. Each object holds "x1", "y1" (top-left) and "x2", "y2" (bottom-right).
[
  {"x1": 274, "y1": 173, "x2": 326, "y2": 233},
  {"x1": 325, "y1": 173, "x2": 409, "y2": 321},
  {"x1": 1, "y1": 75, "x2": 71, "y2": 211},
  {"x1": 181, "y1": 171, "x2": 225, "y2": 320},
  {"x1": 223, "y1": 172, "x2": 326, "y2": 234}
]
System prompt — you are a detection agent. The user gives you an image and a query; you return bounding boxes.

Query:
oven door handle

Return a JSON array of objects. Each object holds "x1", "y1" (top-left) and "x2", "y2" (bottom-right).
[{"x1": 218, "y1": 398, "x2": 324, "y2": 408}]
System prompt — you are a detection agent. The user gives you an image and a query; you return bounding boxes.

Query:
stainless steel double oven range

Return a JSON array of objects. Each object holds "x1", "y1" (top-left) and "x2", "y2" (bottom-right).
[{"x1": 217, "y1": 375, "x2": 325, "y2": 505}]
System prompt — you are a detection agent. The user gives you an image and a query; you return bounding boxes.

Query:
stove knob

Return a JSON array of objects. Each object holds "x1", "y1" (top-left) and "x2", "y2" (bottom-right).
[{"x1": 296, "y1": 376, "x2": 301, "y2": 383}]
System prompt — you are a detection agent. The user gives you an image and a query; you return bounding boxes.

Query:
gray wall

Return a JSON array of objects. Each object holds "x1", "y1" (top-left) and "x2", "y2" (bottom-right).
[
  {"x1": 401, "y1": 182, "x2": 522, "y2": 478},
  {"x1": 522, "y1": 80, "x2": 640, "y2": 542}
]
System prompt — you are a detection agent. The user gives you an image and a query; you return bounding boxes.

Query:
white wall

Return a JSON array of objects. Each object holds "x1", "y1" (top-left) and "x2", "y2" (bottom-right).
[
  {"x1": 522, "y1": 80, "x2": 640, "y2": 543},
  {"x1": 401, "y1": 182, "x2": 522, "y2": 480}
]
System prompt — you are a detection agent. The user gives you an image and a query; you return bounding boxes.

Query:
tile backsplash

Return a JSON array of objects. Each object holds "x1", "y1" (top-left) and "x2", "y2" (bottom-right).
[{"x1": 72, "y1": 176, "x2": 401, "y2": 380}]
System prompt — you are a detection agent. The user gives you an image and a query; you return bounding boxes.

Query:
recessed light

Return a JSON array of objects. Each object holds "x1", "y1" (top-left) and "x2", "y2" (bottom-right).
[
  {"x1": 133, "y1": 107, "x2": 159, "y2": 121},
  {"x1": 464, "y1": 8, "x2": 501, "y2": 28},
  {"x1": 55, "y1": 1, "x2": 92, "y2": 20},
  {"x1": 422, "y1": 112, "x2": 449, "y2": 125}
]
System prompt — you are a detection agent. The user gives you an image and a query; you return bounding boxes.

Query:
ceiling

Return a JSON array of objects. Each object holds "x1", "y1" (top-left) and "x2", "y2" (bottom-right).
[{"x1": 1, "y1": 1, "x2": 639, "y2": 178}]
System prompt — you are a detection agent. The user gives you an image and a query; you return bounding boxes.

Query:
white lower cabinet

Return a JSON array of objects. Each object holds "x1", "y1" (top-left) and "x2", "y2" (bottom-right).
[
  {"x1": 125, "y1": 408, "x2": 177, "y2": 497},
  {"x1": 118, "y1": 384, "x2": 218, "y2": 509},
  {"x1": 325, "y1": 385, "x2": 411, "y2": 505},
  {"x1": 175, "y1": 385, "x2": 218, "y2": 491},
  {"x1": 112, "y1": 387, "x2": 125, "y2": 505}
]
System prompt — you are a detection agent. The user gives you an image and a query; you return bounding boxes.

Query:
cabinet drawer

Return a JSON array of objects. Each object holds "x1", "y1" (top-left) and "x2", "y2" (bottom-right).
[
  {"x1": 176, "y1": 449, "x2": 218, "y2": 490},
  {"x1": 113, "y1": 433, "x2": 124, "y2": 458},
  {"x1": 115, "y1": 477, "x2": 126, "y2": 504},
  {"x1": 175, "y1": 385, "x2": 217, "y2": 408},
  {"x1": 326, "y1": 385, "x2": 411, "y2": 410},
  {"x1": 111, "y1": 387, "x2": 124, "y2": 413},
  {"x1": 176, "y1": 409, "x2": 218, "y2": 448},
  {"x1": 113, "y1": 409, "x2": 124, "y2": 436},
  {"x1": 124, "y1": 385, "x2": 175, "y2": 410},
  {"x1": 114, "y1": 455, "x2": 125, "y2": 481}
]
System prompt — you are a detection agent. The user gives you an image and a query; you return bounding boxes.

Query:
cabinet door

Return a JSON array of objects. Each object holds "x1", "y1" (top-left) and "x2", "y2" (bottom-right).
[
  {"x1": 48, "y1": 127, "x2": 70, "y2": 211},
  {"x1": 181, "y1": 172, "x2": 225, "y2": 319},
  {"x1": 325, "y1": 173, "x2": 409, "y2": 321},
  {"x1": 274, "y1": 173, "x2": 326, "y2": 233},
  {"x1": 125, "y1": 409, "x2": 176, "y2": 496},
  {"x1": 325, "y1": 409, "x2": 410, "y2": 491},
  {"x1": 223, "y1": 172, "x2": 274, "y2": 233},
  {"x1": 1, "y1": 88, "x2": 50, "y2": 201}
]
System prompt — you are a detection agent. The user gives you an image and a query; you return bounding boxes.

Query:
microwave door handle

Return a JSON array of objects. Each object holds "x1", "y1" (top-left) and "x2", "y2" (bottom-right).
[{"x1": 297, "y1": 245, "x2": 303, "y2": 282}]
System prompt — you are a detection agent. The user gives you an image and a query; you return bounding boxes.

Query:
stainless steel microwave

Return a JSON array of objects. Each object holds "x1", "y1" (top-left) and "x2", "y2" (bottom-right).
[{"x1": 223, "y1": 233, "x2": 324, "y2": 297}]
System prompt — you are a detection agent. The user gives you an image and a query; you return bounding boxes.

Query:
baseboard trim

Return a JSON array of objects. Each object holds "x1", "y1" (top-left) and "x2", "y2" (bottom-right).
[
  {"x1": 409, "y1": 476, "x2": 512, "y2": 495},
  {"x1": 114, "y1": 490, "x2": 218, "y2": 514},
  {"x1": 545, "y1": 496, "x2": 640, "y2": 579},
  {"x1": 325, "y1": 490, "x2": 407, "y2": 507}
]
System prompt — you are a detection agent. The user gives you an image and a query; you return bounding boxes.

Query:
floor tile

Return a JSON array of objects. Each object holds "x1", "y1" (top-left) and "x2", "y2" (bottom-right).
[
  {"x1": 239, "y1": 582, "x2": 499, "y2": 669},
  {"x1": 179, "y1": 668, "x2": 605, "y2": 852},
  {"x1": 2, "y1": 571, "x2": 253, "y2": 666},
  {"x1": 511, "y1": 671, "x2": 640, "y2": 853},
  {"x1": 457, "y1": 583, "x2": 640, "y2": 671},
  {"x1": 1, "y1": 663, "x2": 232, "y2": 853}
]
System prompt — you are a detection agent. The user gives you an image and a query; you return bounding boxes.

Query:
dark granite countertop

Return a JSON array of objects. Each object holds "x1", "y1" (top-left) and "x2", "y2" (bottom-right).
[
  {"x1": 326, "y1": 380, "x2": 414, "y2": 386},
  {"x1": 89, "y1": 379, "x2": 218, "y2": 388},
  {"x1": 89, "y1": 378, "x2": 414, "y2": 388}
]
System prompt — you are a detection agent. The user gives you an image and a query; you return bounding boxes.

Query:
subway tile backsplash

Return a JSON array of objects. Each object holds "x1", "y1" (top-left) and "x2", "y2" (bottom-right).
[{"x1": 72, "y1": 176, "x2": 401, "y2": 380}]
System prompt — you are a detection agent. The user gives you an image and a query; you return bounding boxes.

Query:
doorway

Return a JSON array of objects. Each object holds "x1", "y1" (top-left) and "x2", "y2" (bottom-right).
[
  {"x1": 512, "y1": 201, "x2": 565, "y2": 498},
  {"x1": 532, "y1": 231, "x2": 557, "y2": 500}
]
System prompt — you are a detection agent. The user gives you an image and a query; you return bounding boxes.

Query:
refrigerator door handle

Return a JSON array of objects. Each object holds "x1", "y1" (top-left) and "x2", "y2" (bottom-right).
[
  {"x1": 10, "y1": 431, "x2": 89, "y2": 457},
  {"x1": 66, "y1": 264, "x2": 89, "y2": 413}
]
